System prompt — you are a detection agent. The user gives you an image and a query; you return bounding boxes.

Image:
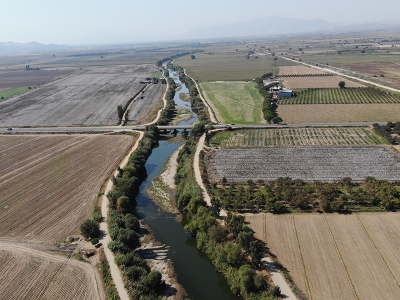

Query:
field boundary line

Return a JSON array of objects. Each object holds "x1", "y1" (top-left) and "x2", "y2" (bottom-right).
[
  {"x1": 183, "y1": 69, "x2": 219, "y2": 123},
  {"x1": 355, "y1": 214, "x2": 400, "y2": 290},
  {"x1": 291, "y1": 215, "x2": 312, "y2": 300},
  {"x1": 322, "y1": 215, "x2": 359, "y2": 300}
]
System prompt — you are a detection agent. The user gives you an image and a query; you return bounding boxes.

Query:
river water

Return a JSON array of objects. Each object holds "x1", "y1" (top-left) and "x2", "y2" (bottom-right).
[{"x1": 135, "y1": 71, "x2": 238, "y2": 299}]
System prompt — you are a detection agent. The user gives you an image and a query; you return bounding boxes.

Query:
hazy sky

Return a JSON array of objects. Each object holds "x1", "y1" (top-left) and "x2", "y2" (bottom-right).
[{"x1": 2, "y1": 0, "x2": 399, "y2": 44}]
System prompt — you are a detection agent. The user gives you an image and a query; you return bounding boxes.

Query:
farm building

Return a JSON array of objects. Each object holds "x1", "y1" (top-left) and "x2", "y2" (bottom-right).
[{"x1": 278, "y1": 89, "x2": 293, "y2": 98}]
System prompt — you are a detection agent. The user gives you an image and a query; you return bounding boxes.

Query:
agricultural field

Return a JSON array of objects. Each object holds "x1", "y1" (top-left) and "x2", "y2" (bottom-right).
[
  {"x1": 0, "y1": 242, "x2": 105, "y2": 300},
  {"x1": 280, "y1": 87, "x2": 400, "y2": 104},
  {"x1": 205, "y1": 146, "x2": 400, "y2": 183},
  {"x1": 246, "y1": 213, "x2": 400, "y2": 300},
  {"x1": 200, "y1": 81, "x2": 265, "y2": 124},
  {"x1": 176, "y1": 43, "x2": 297, "y2": 81},
  {"x1": 278, "y1": 65, "x2": 328, "y2": 75},
  {"x1": 0, "y1": 86, "x2": 29, "y2": 99},
  {"x1": 0, "y1": 134, "x2": 133, "y2": 241},
  {"x1": 278, "y1": 103, "x2": 400, "y2": 123},
  {"x1": 209, "y1": 127, "x2": 386, "y2": 147},
  {"x1": 282, "y1": 76, "x2": 364, "y2": 88},
  {"x1": 0, "y1": 69, "x2": 76, "y2": 89},
  {"x1": 0, "y1": 64, "x2": 157, "y2": 127},
  {"x1": 126, "y1": 83, "x2": 165, "y2": 125}
]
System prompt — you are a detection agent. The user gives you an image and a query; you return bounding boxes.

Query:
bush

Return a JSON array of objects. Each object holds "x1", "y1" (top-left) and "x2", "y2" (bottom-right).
[
  {"x1": 80, "y1": 219, "x2": 100, "y2": 239},
  {"x1": 91, "y1": 238, "x2": 99, "y2": 245}
]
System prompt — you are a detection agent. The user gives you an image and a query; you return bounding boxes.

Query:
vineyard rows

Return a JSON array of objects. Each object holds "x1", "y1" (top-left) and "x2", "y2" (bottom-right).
[
  {"x1": 210, "y1": 127, "x2": 385, "y2": 147},
  {"x1": 279, "y1": 87, "x2": 400, "y2": 104},
  {"x1": 205, "y1": 146, "x2": 400, "y2": 183}
]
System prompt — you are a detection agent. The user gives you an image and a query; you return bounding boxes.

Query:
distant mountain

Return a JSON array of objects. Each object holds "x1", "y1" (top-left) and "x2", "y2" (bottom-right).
[
  {"x1": 0, "y1": 41, "x2": 69, "y2": 54},
  {"x1": 179, "y1": 17, "x2": 400, "y2": 40}
]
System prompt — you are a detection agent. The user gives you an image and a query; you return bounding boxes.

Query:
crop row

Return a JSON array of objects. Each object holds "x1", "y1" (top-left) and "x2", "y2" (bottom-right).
[
  {"x1": 279, "y1": 87, "x2": 400, "y2": 104},
  {"x1": 205, "y1": 146, "x2": 400, "y2": 183},
  {"x1": 277, "y1": 73, "x2": 334, "y2": 77},
  {"x1": 210, "y1": 127, "x2": 385, "y2": 148}
]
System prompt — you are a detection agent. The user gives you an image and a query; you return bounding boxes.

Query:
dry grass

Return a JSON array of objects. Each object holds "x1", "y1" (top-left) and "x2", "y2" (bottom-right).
[
  {"x1": 0, "y1": 134, "x2": 133, "y2": 242},
  {"x1": 279, "y1": 65, "x2": 327, "y2": 75},
  {"x1": 282, "y1": 76, "x2": 364, "y2": 89},
  {"x1": 278, "y1": 103, "x2": 400, "y2": 123},
  {"x1": 0, "y1": 241, "x2": 105, "y2": 300},
  {"x1": 246, "y1": 213, "x2": 400, "y2": 300}
]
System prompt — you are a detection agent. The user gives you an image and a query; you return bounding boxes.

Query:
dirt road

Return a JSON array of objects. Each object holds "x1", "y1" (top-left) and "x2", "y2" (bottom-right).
[{"x1": 100, "y1": 131, "x2": 144, "y2": 300}]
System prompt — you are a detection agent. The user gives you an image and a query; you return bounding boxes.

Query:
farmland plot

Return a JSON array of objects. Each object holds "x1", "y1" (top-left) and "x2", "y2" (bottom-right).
[
  {"x1": 246, "y1": 213, "x2": 400, "y2": 300},
  {"x1": 282, "y1": 76, "x2": 363, "y2": 88},
  {"x1": 0, "y1": 64, "x2": 157, "y2": 126},
  {"x1": 126, "y1": 83, "x2": 165, "y2": 125},
  {"x1": 279, "y1": 65, "x2": 327, "y2": 75},
  {"x1": 209, "y1": 127, "x2": 385, "y2": 147},
  {"x1": 279, "y1": 87, "x2": 400, "y2": 105},
  {"x1": 205, "y1": 146, "x2": 400, "y2": 183},
  {"x1": 0, "y1": 134, "x2": 133, "y2": 241},
  {"x1": 0, "y1": 242, "x2": 105, "y2": 300}
]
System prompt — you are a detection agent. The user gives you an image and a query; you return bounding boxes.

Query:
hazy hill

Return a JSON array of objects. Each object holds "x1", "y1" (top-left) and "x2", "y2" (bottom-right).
[{"x1": 0, "y1": 41, "x2": 68, "y2": 54}]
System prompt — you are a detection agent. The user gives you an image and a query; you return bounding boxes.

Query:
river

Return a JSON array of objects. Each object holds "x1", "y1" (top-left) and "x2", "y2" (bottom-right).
[{"x1": 135, "y1": 71, "x2": 238, "y2": 299}]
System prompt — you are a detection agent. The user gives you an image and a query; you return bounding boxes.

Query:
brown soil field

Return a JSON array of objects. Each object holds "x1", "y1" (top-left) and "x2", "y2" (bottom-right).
[
  {"x1": 337, "y1": 62, "x2": 400, "y2": 87},
  {"x1": 0, "y1": 134, "x2": 133, "y2": 242},
  {"x1": 205, "y1": 146, "x2": 400, "y2": 183},
  {"x1": 126, "y1": 83, "x2": 165, "y2": 125},
  {"x1": 278, "y1": 103, "x2": 400, "y2": 123},
  {"x1": 0, "y1": 241, "x2": 105, "y2": 299},
  {"x1": 282, "y1": 76, "x2": 364, "y2": 89},
  {"x1": 0, "y1": 64, "x2": 157, "y2": 126},
  {"x1": 279, "y1": 65, "x2": 327, "y2": 75},
  {"x1": 0, "y1": 69, "x2": 76, "y2": 88},
  {"x1": 246, "y1": 213, "x2": 400, "y2": 300}
]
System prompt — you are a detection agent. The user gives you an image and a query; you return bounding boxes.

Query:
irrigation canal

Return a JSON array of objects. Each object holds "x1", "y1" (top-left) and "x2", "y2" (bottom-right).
[{"x1": 135, "y1": 71, "x2": 238, "y2": 299}]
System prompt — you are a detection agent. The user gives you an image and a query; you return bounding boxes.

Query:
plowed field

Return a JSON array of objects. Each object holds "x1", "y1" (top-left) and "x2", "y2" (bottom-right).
[
  {"x1": 0, "y1": 134, "x2": 133, "y2": 241},
  {"x1": 0, "y1": 64, "x2": 157, "y2": 126},
  {"x1": 282, "y1": 76, "x2": 364, "y2": 88},
  {"x1": 246, "y1": 213, "x2": 400, "y2": 300},
  {"x1": 0, "y1": 241, "x2": 105, "y2": 300}
]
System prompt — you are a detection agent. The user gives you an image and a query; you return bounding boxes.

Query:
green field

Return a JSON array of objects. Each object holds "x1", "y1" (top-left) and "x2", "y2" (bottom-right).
[
  {"x1": 0, "y1": 87, "x2": 29, "y2": 99},
  {"x1": 210, "y1": 127, "x2": 387, "y2": 147},
  {"x1": 200, "y1": 81, "x2": 265, "y2": 124},
  {"x1": 152, "y1": 71, "x2": 162, "y2": 79},
  {"x1": 279, "y1": 87, "x2": 400, "y2": 105}
]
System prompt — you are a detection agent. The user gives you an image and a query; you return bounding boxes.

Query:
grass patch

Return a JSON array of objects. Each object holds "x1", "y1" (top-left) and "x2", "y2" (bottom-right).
[
  {"x1": 0, "y1": 86, "x2": 29, "y2": 99},
  {"x1": 200, "y1": 81, "x2": 265, "y2": 124},
  {"x1": 152, "y1": 71, "x2": 162, "y2": 79}
]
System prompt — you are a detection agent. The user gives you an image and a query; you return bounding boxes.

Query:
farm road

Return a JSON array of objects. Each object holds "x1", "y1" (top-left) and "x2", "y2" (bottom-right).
[{"x1": 100, "y1": 131, "x2": 144, "y2": 300}]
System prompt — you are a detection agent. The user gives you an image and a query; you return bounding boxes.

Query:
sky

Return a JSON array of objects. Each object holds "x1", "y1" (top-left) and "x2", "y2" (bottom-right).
[{"x1": 1, "y1": 0, "x2": 399, "y2": 45}]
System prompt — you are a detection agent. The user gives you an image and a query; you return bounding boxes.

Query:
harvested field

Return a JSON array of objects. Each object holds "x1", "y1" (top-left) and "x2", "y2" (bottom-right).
[
  {"x1": 205, "y1": 146, "x2": 400, "y2": 183},
  {"x1": 282, "y1": 76, "x2": 364, "y2": 88},
  {"x1": 200, "y1": 81, "x2": 265, "y2": 124},
  {"x1": 278, "y1": 103, "x2": 400, "y2": 123},
  {"x1": 246, "y1": 213, "x2": 400, "y2": 300},
  {"x1": 0, "y1": 64, "x2": 157, "y2": 126},
  {"x1": 209, "y1": 127, "x2": 386, "y2": 147},
  {"x1": 0, "y1": 242, "x2": 105, "y2": 300},
  {"x1": 280, "y1": 87, "x2": 400, "y2": 105},
  {"x1": 0, "y1": 134, "x2": 133, "y2": 241},
  {"x1": 0, "y1": 69, "x2": 76, "y2": 89},
  {"x1": 126, "y1": 83, "x2": 165, "y2": 125},
  {"x1": 279, "y1": 65, "x2": 327, "y2": 75}
]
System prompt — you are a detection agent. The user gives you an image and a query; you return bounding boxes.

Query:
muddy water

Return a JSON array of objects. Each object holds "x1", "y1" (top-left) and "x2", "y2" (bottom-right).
[{"x1": 135, "y1": 71, "x2": 238, "y2": 299}]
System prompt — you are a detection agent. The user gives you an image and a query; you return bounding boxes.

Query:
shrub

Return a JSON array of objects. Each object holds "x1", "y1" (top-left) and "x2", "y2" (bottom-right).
[
  {"x1": 80, "y1": 219, "x2": 100, "y2": 239},
  {"x1": 91, "y1": 238, "x2": 99, "y2": 245}
]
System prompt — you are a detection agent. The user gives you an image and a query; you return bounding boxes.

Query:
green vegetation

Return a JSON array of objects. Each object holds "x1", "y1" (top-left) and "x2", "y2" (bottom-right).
[
  {"x1": 210, "y1": 177, "x2": 400, "y2": 213},
  {"x1": 99, "y1": 249, "x2": 120, "y2": 300},
  {"x1": 156, "y1": 69, "x2": 176, "y2": 125},
  {"x1": 152, "y1": 71, "x2": 162, "y2": 79},
  {"x1": 279, "y1": 87, "x2": 400, "y2": 105},
  {"x1": 373, "y1": 122, "x2": 400, "y2": 144},
  {"x1": 174, "y1": 127, "x2": 278, "y2": 299},
  {"x1": 209, "y1": 127, "x2": 387, "y2": 147},
  {"x1": 200, "y1": 82, "x2": 265, "y2": 124},
  {"x1": 0, "y1": 86, "x2": 29, "y2": 100},
  {"x1": 80, "y1": 219, "x2": 100, "y2": 239}
]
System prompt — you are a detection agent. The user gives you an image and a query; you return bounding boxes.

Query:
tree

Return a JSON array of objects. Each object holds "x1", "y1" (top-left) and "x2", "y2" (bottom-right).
[
  {"x1": 271, "y1": 286, "x2": 281, "y2": 297},
  {"x1": 117, "y1": 196, "x2": 131, "y2": 214},
  {"x1": 80, "y1": 219, "x2": 100, "y2": 239},
  {"x1": 338, "y1": 81, "x2": 346, "y2": 89},
  {"x1": 117, "y1": 104, "x2": 124, "y2": 120},
  {"x1": 191, "y1": 55, "x2": 195, "y2": 59}
]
